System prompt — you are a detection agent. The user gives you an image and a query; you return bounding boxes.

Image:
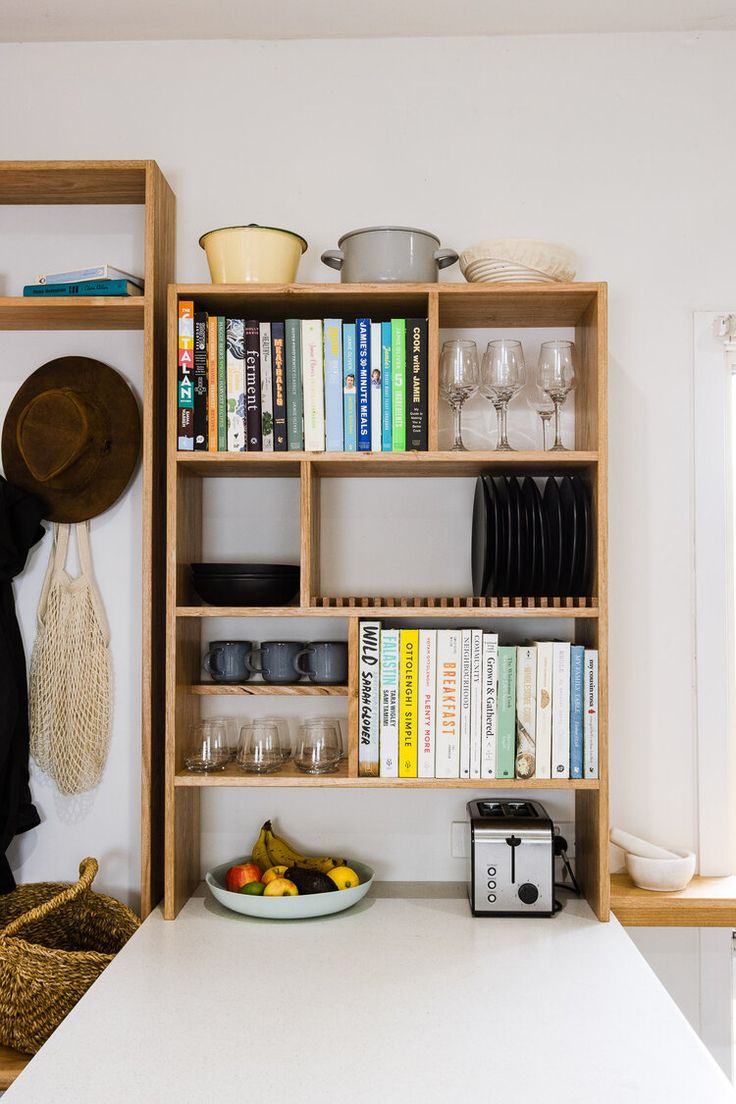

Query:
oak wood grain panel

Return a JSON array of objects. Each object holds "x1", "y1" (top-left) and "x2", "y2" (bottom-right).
[
  {"x1": 0, "y1": 297, "x2": 145, "y2": 330},
  {"x1": 177, "y1": 604, "x2": 599, "y2": 619},
  {"x1": 0, "y1": 1045, "x2": 31, "y2": 1089},
  {"x1": 175, "y1": 765, "x2": 598, "y2": 789},
  {"x1": 0, "y1": 160, "x2": 147, "y2": 203},
  {"x1": 300, "y1": 461, "x2": 320, "y2": 605},
  {"x1": 427, "y1": 289, "x2": 440, "y2": 450},
  {"x1": 188, "y1": 683, "x2": 348, "y2": 696},
  {"x1": 611, "y1": 874, "x2": 736, "y2": 927}
]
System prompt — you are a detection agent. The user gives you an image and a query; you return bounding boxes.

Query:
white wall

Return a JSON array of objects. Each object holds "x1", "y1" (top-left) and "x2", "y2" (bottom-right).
[{"x1": 0, "y1": 29, "x2": 734, "y2": 1065}]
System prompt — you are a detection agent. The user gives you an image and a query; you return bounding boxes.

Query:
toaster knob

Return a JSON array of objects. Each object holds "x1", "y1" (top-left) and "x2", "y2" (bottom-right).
[{"x1": 518, "y1": 882, "x2": 539, "y2": 905}]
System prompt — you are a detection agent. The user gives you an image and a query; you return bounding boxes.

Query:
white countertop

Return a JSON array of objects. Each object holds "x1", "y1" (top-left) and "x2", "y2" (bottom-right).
[{"x1": 5, "y1": 884, "x2": 735, "y2": 1104}]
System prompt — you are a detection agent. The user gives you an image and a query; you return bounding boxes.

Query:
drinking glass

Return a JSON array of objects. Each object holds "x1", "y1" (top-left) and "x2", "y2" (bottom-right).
[
  {"x1": 209, "y1": 715, "x2": 238, "y2": 762},
  {"x1": 294, "y1": 720, "x2": 342, "y2": 774},
  {"x1": 261, "y1": 715, "x2": 293, "y2": 764},
  {"x1": 439, "y1": 340, "x2": 479, "y2": 452},
  {"x1": 184, "y1": 720, "x2": 230, "y2": 772},
  {"x1": 526, "y1": 385, "x2": 555, "y2": 451},
  {"x1": 303, "y1": 716, "x2": 347, "y2": 761},
  {"x1": 481, "y1": 340, "x2": 526, "y2": 451},
  {"x1": 236, "y1": 721, "x2": 284, "y2": 774},
  {"x1": 537, "y1": 340, "x2": 576, "y2": 452}
]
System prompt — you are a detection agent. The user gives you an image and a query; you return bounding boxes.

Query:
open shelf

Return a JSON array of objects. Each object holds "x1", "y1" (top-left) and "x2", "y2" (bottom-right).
[
  {"x1": 0, "y1": 160, "x2": 148, "y2": 204},
  {"x1": 177, "y1": 603, "x2": 599, "y2": 619},
  {"x1": 175, "y1": 763, "x2": 600, "y2": 789},
  {"x1": 610, "y1": 873, "x2": 736, "y2": 927},
  {"x1": 188, "y1": 683, "x2": 347, "y2": 696},
  {"x1": 0, "y1": 295, "x2": 146, "y2": 330}
]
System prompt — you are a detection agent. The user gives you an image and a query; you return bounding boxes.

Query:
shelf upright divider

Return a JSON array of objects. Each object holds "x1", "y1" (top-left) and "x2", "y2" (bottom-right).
[
  {"x1": 427, "y1": 288, "x2": 440, "y2": 451},
  {"x1": 300, "y1": 460, "x2": 320, "y2": 608}
]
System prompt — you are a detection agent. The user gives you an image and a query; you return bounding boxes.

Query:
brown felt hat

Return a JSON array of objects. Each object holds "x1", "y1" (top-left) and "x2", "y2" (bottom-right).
[{"x1": 1, "y1": 356, "x2": 141, "y2": 523}]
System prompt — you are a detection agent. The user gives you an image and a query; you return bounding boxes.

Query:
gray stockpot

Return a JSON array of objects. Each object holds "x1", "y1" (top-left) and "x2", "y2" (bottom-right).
[{"x1": 321, "y1": 226, "x2": 458, "y2": 283}]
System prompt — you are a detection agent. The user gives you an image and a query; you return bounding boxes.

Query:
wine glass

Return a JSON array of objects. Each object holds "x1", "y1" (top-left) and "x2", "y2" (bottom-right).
[
  {"x1": 236, "y1": 721, "x2": 284, "y2": 774},
  {"x1": 294, "y1": 721, "x2": 341, "y2": 774},
  {"x1": 439, "y1": 340, "x2": 479, "y2": 452},
  {"x1": 526, "y1": 385, "x2": 555, "y2": 451},
  {"x1": 537, "y1": 340, "x2": 576, "y2": 452},
  {"x1": 481, "y1": 340, "x2": 526, "y2": 451},
  {"x1": 184, "y1": 720, "x2": 230, "y2": 773}
]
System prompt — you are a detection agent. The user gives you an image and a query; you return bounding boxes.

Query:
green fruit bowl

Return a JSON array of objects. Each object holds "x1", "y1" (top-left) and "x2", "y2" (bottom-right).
[{"x1": 205, "y1": 857, "x2": 375, "y2": 920}]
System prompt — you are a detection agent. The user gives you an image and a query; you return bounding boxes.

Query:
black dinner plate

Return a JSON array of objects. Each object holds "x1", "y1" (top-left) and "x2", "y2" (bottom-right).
[
  {"x1": 471, "y1": 476, "x2": 491, "y2": 598},
  {"x1": 558, "y1": 475, "x2": 578, "y2": 597},
  {"x1": 505, "y1": 476, "x2": 523, "y2": 597},
  {"x1": 542, "y1": 477, "x2": 563, "y2": 597},
  {"x1": 571, "y1": 475, "x2": 592, "y2": 596},
  {"x1": 491, "y1": 475, "x2": 511, "y2": 597},
  {"x1": 520, "y1": 476, "x2": 544, "y2": 596},
  {"x1": 482, "y1": 475, "x2": 503, "y2": 598}
]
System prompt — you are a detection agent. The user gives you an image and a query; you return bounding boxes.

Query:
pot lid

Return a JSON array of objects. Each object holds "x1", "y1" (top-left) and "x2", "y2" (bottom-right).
[
  {"x1": 336, "y1": 225, "x2": 441, "y2": 246},
  {"x1": 198, "y1": 224, "x2": 308, "y2": 252}
]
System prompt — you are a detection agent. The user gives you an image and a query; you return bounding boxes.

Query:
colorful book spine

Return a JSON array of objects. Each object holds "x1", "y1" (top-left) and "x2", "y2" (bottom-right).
[
  {"x1": 417, "y1": 629, "x2": 436, "y2": 779},
  {"x1": 301, "y1": 319, "x2": 325, "y2": 451},
  {"x1": 496, "y1": 646, "x2": 517, "y2": 779},
  {"x1": 342, "y1": 323, "x2": 357, "y2": 452},
  {"x1": 534, "y1": 642, "x2": 553, "y2": 780},
  {"x1": 435, "y1": 629, "x2": 461, "y2": 778},
  {"x1": 399, "y1": 629, "x2": 419, "y2": 777},
  {"x1": 193, "y1": 311, "x2": 208, "y2": 451},
  {"x1": 469, "y1": 629, "x2": 483, "y2": 779},
  {"x1": 480, "y1": 633, "x2": 498, "y2": 778},
  {"x1": 177, "y1": 300, "x2": 194, "y2": 451},
  {"x1": 285, "y1": 319, "x2": 304, "y2": 450},
  {"x1": 379, "y1": 628, "x2": 400, "y2": 778},
  {"x1": 356, "y1": 318, "x2": 371, "y2": 452},
  {"x1": 515, "y1": 646, "x2": 537, "y2": 778},
  {"x1": 23, "y1": 278, "x2": 141, "y2": 296},
  {"x1": 459, "y1": 629, "x2": 472, "y2": 779},
  {"x1": 271, "y1": 322, "x2": 287, "y2": 451},
  {"x1": 259, "y1": 322, "x2": 274, "y2": 452},
  {"x1": 225, "y1": 319, "x2": 246, "y2": 452},
  {"x1": 584, "y1": 649, "x2": 599, "y2": 779},
  {"x1": 381, "y1": 321, "x2": 392, "y2": 451},
  {"x1": 358, "y1": 621, "x2": 381, "y2": 776},
  {"x1": 551, "y1": 643, "x2": 572, "y2": 778},
  {"x1": 207, "y1": 316, "x2": 218, "y2": 452},
  {"x1": 216, "y1": 316, "x2": 227, "y2": 452},
  {"x1": 244, "y1": 320, "x2": 262, "y2": 451},
  {"x1": 370, "y1": 322, "x2": 382, "y2": 451},
  {"x1": 569, "y1": 645, "x2": 585, "y2": 779},
  {"x1": 391, "y1": 318, "x2": 406, "y2": 451},
  {"x1": 405, "y1": 318, "x2": 428, "y2": 451},
  {"x1": 323, "y1": 319, "x2": 344, "y2": 452}
]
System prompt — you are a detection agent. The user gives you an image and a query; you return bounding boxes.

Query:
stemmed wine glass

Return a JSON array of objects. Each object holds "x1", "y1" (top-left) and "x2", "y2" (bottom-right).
[
  {"x1": 537, "y1": 340, "x2": 576, "y2": 452},
  {"x1": 481, "y1": 339, "x2": 526, "y2": 451},
  {"x1": 527, "y1": 385, "x2": 555, "y2": 451},
  {"x1": 439, "y1": 339, "x2": 479, "y2": 452}
]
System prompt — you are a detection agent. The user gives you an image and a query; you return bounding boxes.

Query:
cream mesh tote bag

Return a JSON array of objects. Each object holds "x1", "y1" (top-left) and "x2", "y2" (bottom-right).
[{"x1": 29, "y1": 523, "x2": 112, "y2": 795}]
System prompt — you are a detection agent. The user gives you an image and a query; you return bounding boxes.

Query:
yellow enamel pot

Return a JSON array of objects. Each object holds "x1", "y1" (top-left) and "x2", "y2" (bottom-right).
[{"x1": 198, "y1": 223, "x2": 308, "y2": 284}]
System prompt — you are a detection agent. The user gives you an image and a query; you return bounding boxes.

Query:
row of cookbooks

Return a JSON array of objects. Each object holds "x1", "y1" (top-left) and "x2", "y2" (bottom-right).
[
  {"x1": 357, "y1": 622, "x2": 599, "y2": 779},
  {"x1": 177, "y1": 301, "x2": 429, "y2": 452}
]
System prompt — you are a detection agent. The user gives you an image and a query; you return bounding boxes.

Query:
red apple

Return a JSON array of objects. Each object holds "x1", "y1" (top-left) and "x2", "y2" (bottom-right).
[{"x1": 226, "y1": 862, "x2": 262, "y2": 892}]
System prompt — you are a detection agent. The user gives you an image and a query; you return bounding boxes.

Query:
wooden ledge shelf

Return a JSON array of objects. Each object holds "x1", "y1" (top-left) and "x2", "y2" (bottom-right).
[
  {"x1": 610, "y1": 873, "x2": 736, "y2": 927},
  {"x1": 175, "y1": 765, "x2": 599, "y2": 789},
  {"x1": 177, "y1": 603, "x2": 599, "y2": 619},
  {"x1": 0, "y1": 159, "x2": 148, "y2": 204},
  {"x1": 188, "y1": 683, "x2": 347, "y2": 696},
  {"x1": 0, "y1": 296, "x2": 145, "y2": 330},
  {"x1": 0, "y1": 1044, "x2": 32, "y2": 1090},
  {"x1": 176, "y1": 450, "x2": 598, "y2": 477}
]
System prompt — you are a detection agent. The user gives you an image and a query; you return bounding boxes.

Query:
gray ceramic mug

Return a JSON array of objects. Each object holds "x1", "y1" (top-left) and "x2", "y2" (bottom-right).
[
  {"x1": 202, "y1": 640, "x2": 254, "y2": 684},
  {"x1": 246, "y1": 641, "x2": 308, "y2": 684},
  {"x1": 296, "y1": 641, "x2": 349, "y2": 685}
]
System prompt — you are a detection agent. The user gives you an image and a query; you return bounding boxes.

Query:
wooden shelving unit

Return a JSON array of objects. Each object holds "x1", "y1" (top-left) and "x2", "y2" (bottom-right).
[
  {"x1": 0, "y1": 161, "x2": 175, "y2": 923},
  {"x1": 165, "y1": 281, "x2": 608, "y2": 921},
  {"x1": 611, "y1": 873, "x2": 736, "y2": 927}
]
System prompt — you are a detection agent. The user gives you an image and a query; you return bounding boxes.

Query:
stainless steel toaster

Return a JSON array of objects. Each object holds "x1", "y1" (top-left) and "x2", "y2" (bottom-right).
[{"x1": 466, "y1": 799, "x2": 555, "y2": 916}]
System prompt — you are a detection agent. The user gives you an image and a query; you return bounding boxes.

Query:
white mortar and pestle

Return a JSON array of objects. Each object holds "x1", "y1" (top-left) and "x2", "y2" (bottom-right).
[{"x1": 610, "y1": 828, "x2": 696, "y2": 891}]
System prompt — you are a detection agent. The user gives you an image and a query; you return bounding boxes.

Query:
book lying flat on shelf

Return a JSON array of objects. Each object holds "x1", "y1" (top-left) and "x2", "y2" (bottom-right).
[
  {"x1": 35, "y1": 264, "x2": 144, "y2": 288},
  {"x1": 23, "y1": 278, "x2": 142, "y2": 297}
]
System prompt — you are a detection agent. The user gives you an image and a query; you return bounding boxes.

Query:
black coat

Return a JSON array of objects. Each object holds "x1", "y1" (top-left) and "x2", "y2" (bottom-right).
[{"x1": 0, "y1": 478, "x2": 44, "y2": 893}]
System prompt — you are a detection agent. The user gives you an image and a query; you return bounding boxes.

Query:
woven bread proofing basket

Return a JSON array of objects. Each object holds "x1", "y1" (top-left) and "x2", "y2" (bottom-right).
[{"x1": 0, "y1": 858, "x2": 139, "y2": 1053}]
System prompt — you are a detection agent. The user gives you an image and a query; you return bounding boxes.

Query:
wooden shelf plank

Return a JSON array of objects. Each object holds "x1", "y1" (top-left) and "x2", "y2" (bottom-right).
[
  {"x1": 177, "y1": 604, "x2": 599, "y2": 619},
  {"x1": 176, "y1": 449, "x2": 598, "y2": 477},
  {"x1": 0, "y1": 160, "x2": 147, "y2": 204},
  {"x1": 610, "y1": 873, "x2": 736, "y2": 927},
  {"x1": 0, "y1": 1044, "x2": 32, "y2": 1090},
  {"x1": 187, "y1": 683, "x2": 347, "y2": 696},
  {"x1": 175, "y1": 764, "x2": 599, "y2": 789},
  {"x1": 0, "y1": 296, "x2": 145, "y2": 330}
]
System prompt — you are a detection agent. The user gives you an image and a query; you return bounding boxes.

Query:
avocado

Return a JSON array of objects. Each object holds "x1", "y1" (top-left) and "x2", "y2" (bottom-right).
[{"x1": 285, "y1": 866, "x2": 337, "y2": 894}]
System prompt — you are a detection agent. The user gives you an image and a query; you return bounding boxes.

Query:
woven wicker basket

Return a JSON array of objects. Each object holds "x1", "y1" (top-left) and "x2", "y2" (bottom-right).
[{"x1": 0, "y1": 857, "x2": 139, "y2": 1053}]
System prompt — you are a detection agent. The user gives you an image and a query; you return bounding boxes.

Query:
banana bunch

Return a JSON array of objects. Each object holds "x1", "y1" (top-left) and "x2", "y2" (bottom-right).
[{"x1": 252, "y1": 820, "x2": 345, "y2": 874}]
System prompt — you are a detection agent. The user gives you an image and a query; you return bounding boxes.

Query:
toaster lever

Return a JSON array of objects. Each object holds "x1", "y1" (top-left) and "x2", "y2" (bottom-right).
[{"x1": 505, "y1": 835, "x2": 521, "y2": 883}]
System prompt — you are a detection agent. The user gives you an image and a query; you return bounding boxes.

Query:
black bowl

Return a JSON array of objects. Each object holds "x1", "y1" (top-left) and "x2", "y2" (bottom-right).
[
  {"x1": 191, "y1": 563, "x2": 299, "y2": 577},
  {"x1": 191, "y1": 570, "x2": 300, "y2": 607}
]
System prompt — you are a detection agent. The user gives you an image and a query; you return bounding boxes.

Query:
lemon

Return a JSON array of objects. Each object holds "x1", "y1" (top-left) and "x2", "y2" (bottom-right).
[{"x1": 327, "y1": 866, "x2": 360, "y2": 890}]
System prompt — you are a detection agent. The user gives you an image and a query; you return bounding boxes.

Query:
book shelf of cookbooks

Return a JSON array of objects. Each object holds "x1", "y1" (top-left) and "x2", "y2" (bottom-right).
[{"x1": 165, "y1": 281, "x2": 607, "y2": 921}]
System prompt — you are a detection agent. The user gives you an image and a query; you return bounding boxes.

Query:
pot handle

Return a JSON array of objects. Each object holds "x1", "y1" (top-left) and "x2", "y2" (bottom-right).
[
  {"x1": 321, "y1": 249, "x2": 344, "y2": 271},
  {"x1": 434, "y1": 248, "x2": 459, "y2": 270}
]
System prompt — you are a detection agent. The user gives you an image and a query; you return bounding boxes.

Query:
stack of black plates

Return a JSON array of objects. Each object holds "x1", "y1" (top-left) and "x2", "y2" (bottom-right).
[
  {"x1": 191, "y1": 563, "x2": 300, "y2": 606},
  {"x1": 471, "y1": 475, "x2": 592, "y2": 599}
]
